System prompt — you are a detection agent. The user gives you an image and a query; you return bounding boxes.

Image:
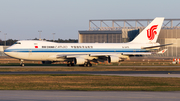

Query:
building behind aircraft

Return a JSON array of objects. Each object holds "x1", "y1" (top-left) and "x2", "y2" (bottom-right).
[{"x1": 79, "y1": 18, "x2": 180, "y2": 58}]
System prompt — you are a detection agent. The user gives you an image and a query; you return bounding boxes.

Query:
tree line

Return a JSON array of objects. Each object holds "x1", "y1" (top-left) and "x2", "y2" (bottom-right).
[{"x1": 0, "y1": 38, "x2": 78, "y2": 46}]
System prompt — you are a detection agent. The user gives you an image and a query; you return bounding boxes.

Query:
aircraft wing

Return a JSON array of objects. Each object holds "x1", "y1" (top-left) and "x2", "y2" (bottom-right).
[
  {"x1": 142, "y1": 43, "x2": 173, "y2": 49},
  {"x1": 56, "y1": 54, "x2": 89, "y2": 58},
  {"x1": 47, "y1": 49, "x2": 167, "y2": 64},
  {"x1": 56, "y1": 52, "x2": 148, "y2": 59},
  {"x1": 56, "y1": 49, "x2": 167, "y2": 59},
  {"x1": 123, "y1": 49, "x2": 167, "y2": 56}
]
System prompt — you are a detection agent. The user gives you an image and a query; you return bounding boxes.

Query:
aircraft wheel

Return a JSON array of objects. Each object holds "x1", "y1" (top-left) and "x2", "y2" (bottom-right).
[
  {"x1": 86, "y1": 63, "x2": 92, "y2": 67},
  {"x1": 83, "y1": 63, "x2": 87, "y2": 67},
  {"x1": 71, "y1": 63, "x2": 75, "y2": 66},
  {"x1": 20, "y1": 59, "x2": 24, "y2": 67},
  {"x1": 21, "y1": 63, "x2": 24, "y2": 67}
]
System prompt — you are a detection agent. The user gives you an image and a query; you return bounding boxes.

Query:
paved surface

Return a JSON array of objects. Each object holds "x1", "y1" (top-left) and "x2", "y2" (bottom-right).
[
  {"x1": 100, "y1": 74, "x2": 180, "y2": 78},
  {"x1": 0, "y1": 91, "x2": 180, "y2": 101},
  {"x1": 0, "y1": 71, "x2": 180, "y2": 74},
  {"x1": 0, "y1": 65, "x2": 180, "y2": 68},
  {"x1": 0, "y1": 66, "x2": 180, "y2": 78},
  {"x1": 0, "y1": 71, "x2": 180, "y2": 78}
]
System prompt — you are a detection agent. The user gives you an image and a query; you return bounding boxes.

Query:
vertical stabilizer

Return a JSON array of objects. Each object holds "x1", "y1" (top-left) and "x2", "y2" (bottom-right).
[{"x1": 131, "y1": 17, "x2": 164, "y2": 43}]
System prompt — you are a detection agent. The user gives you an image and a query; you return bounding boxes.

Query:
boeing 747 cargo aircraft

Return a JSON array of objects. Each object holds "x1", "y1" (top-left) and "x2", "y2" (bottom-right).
[{"x1": 4, "y1": 17, "x2": 170, "y2": 66}]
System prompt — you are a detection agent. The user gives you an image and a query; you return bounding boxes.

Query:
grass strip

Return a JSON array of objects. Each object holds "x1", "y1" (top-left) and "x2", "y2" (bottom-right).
[{"x1": 0, "y1": 74, "x2": 180, "y2": 91}]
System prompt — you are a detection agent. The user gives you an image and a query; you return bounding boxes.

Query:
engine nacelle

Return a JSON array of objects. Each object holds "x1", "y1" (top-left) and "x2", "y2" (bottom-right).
[
  {"x1": 74, "y1": 57, "x2": 86, "y2": 65},
  {"x1": 108, "y1": 56, "x2": 120, "y2": 63}
]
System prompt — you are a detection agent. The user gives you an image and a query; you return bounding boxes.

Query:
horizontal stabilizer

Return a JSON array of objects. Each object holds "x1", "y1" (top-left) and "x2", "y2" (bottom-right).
[{"x1": 157, "y1": 49, "x2": 167, "y2": 54}]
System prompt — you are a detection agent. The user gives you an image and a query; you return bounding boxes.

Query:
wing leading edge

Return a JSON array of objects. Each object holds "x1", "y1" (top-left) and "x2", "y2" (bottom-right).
[
  {"x1": 142, "y1": 43, "x2": 173, "y2": 49},
  {"x1": 55, "y1": 49, "x2": 167, "y2": 59}
]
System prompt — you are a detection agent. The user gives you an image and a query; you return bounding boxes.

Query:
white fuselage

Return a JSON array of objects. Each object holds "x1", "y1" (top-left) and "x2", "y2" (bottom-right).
[
  {"x1": 4, "y1": 40, "x2": 159, "y2": 61},
  {"x1": 4, "y1": 17, "x2": 165, "y2": 65}
]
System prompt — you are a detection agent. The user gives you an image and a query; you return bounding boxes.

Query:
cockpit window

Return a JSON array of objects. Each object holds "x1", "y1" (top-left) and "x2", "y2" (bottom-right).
[{"x1": 14, "y1": 42, "x2": 21, "y2": 44}]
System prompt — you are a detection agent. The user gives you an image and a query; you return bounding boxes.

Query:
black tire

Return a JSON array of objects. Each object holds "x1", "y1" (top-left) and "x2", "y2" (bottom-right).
[
  {"x1": 79, "y1": 64, "x2": 84, "y2": 67},
  {"x1": 71, "y1": 63, "x2": 75, "y2": 66},
  {"x1": 83, "y1": 63, "x2": 87, "y2": 67},
  {"x1": 20, "y1": 64, "x2": 24, "y2": 67},
  {"x1": 87, "y1": 63, "x2": 90, "y2": 67}
]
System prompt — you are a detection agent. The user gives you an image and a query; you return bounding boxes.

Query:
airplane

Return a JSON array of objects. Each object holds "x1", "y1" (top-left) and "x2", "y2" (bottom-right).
[{"x1": 4, "y1": 17, "x2": 171, "y2": 67}]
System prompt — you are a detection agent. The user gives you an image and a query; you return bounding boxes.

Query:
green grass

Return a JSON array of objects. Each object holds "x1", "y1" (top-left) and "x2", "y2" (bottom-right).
[{"x1": 0, "y1": 74, "x2": 180, "y2": 91}]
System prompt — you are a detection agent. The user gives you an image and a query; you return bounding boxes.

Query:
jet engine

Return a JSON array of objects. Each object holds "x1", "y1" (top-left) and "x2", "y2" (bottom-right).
[
  {"x1": 74, "y1": 57, "x2": 86, "y2": 65},
  {"x1": 107, "y1": 56, "x2": 120, "y2": 63}
]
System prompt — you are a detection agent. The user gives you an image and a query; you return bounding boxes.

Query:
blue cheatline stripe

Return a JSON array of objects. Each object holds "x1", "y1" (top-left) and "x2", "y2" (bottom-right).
[{"x1": 4, "y1": 48, "x2": 149, "y2": 53}]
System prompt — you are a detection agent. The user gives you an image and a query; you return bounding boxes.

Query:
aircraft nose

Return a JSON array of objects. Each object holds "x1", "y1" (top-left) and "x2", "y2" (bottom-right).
[{"x1": 4, "y1": 48, "x2": 10, "y2": 56}]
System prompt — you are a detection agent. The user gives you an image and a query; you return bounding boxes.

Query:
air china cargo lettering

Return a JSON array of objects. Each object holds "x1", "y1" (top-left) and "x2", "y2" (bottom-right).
[
  {"x1": 42, "y1": 46, "x2": 68, "y2": 48},
  {"x1": 41, "y1": 46, "x2": 94, "y2": 49},
  {"x1": 71, "y1": 46, "x2": 93, "y2": 49}
]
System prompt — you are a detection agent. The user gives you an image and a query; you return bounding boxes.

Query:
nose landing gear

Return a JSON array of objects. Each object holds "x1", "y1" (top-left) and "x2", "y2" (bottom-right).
[{"x1": 20, "y1": 59, "x2": 24, "y2": 67}]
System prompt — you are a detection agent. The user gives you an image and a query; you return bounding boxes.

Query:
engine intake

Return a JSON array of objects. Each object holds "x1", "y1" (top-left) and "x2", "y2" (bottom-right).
[
  {"x1": 108, "y1": 56, "x2": 120, "y2": 63},
  {"x1": 74, "y1": 57, "x2": 86, "y2": 65}
]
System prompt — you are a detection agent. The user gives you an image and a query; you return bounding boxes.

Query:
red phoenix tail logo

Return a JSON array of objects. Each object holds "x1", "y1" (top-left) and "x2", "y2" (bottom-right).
[{"x1": 147, "y1": 25, "x2": 158, "y2": 40}]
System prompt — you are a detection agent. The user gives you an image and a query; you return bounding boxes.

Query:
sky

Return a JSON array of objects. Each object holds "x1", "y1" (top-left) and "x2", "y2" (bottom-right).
[{"x1": 0, "y1": 0, "x2": 180, "y2": 40}]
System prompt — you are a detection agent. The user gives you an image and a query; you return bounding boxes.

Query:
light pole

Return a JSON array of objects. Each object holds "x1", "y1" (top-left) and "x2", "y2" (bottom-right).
[
  {"x1": 52, "y1": 33, "x2": 55, "y2": 42},
  {"x1": 38, "y1": 30, "x2": 42, "y2": 40},
  {"x1": 4, "y1": 33, "x2": 7, "y2": 46}
]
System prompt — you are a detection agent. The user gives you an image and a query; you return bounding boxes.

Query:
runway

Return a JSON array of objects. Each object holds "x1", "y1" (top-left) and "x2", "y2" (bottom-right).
[
  {"x1": 0, "y1": 66, "x2": 180, "y2": 101},
  {"x1": 0, "y1": 91, "x2": 180, "y2": 101},
  {"x1": 0, "y1": 71, "x2": 180, "y2": 78},
  {"x1": 1, "y1": 65, "x2": 180, "y2": 77},
  {"x1": 0, "y1": 71, "x2": 180, "y2": 74},
  {"x1": 1, "y1": 65, "x2": 180, "y2": 68}
]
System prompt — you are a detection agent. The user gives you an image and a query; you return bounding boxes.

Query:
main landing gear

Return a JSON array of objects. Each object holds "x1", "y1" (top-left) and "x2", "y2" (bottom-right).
[
  {"x1": 84, "y1": 62, "x2": 92, "y2": 67},
  {"x1": 67, "y1": 61, "x2": 92, "y2": 67},
  {"x1": 79, "y1": 62, "x2": 92, "y2": 67},
  {"x1": 67, "y1": 62, "x2": 75, "y2": 66},
  {"x1": 20, "y1": 59, "x2": 24, "y2": 67}
]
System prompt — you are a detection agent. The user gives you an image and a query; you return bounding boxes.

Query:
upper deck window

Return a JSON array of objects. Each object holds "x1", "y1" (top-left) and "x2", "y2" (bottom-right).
[{"x1": 14, "y1": 42, "x2": 21, "y2": 44}]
